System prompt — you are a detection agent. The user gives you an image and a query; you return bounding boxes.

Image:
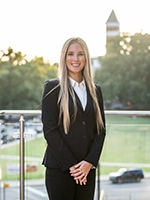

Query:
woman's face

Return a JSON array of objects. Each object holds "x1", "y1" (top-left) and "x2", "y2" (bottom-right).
[{"x1": 66, "y1": 43, "x2": 85, "y2": 78}]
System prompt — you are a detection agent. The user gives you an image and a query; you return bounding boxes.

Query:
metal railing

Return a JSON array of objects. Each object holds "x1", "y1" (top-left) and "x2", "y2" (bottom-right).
[{"x1": 0, "y1": 110, "x2": 150, "y2": 200}]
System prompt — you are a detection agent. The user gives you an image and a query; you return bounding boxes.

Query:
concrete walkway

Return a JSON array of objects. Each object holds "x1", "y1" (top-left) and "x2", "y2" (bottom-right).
[{"x1": 1, "y1": 172, "x2": 150, "y2": 188}]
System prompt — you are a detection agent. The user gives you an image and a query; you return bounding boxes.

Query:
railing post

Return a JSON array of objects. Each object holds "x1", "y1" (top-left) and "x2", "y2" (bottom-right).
[
  {"x1": 97, "y1": 162, "x2": 100, "y2": 200},
  {"x1": 19, "y1": 114, "x2": 25, "y2": 200}
]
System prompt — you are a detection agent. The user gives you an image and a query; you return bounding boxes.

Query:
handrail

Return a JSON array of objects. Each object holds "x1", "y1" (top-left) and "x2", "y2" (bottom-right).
[
  {"x1": 0, "y1": 110, "x2": 41, "y2": 115},
  {"x1": 1, "y1": 110, "x2": 150, "y2": 116},
  {"x1": 105, "y1": 110, "x2": 150, "y2": 116}
]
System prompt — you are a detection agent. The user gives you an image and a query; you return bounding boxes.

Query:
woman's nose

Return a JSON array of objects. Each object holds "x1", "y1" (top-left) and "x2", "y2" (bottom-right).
[{"x1": 73, "y1": 54, "x2": 78, "y2": 61}]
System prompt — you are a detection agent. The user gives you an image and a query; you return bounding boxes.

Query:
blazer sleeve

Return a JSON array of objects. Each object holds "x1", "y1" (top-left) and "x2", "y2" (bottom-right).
[
  {"x1": 42, "y1": 80, "x2": 77, "y2": 171},
  {"x1": 84, "y1": 85, "x2": 106, "y2": 167}
]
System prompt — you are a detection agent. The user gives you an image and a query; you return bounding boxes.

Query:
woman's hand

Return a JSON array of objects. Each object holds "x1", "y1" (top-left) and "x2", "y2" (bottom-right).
[{"x1": 70, "y1": 161, "x2": 93, "y2": 185}]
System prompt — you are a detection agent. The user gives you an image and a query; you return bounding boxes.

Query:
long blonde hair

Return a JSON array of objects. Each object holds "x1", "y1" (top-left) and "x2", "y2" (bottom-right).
[{"x1": 58, "y1": 37, "x2": 103, "y2": 134}]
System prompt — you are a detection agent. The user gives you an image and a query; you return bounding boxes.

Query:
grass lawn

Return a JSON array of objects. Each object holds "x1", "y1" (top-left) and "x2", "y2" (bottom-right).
[
  {"x1": 0, "y1": 116, "x2": 150, "y2": 180},
  {"x1": 100, "y1": 115, "x2": 150, "y2": 174}
]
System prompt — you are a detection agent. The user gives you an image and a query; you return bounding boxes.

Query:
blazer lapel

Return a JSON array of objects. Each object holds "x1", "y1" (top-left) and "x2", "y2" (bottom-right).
[{"x1": 84, "y1": 88, "x2": 94, "y2": 115}]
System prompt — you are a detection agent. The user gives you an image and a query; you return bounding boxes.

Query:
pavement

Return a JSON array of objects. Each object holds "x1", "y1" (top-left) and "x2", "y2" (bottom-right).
[{"x1": 1, "y1": 172, "x2": 150, "y2": 188}]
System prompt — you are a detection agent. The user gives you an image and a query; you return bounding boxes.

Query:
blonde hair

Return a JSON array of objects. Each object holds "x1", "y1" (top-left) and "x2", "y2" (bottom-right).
[{"x1": 58, "y1": 37, "x2": 103, "y2": 133}]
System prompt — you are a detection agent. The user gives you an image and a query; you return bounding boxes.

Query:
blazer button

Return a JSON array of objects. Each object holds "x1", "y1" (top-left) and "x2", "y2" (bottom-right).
[
  {"x1": 57, "y1": 161, "x2": 61, "y2": 167},
  {"x1": 82, "y1": 121, "x2": 86, "y2": 125},
  {"x1": 82, "y1": 135, "x2": 86, "y2": 138}
]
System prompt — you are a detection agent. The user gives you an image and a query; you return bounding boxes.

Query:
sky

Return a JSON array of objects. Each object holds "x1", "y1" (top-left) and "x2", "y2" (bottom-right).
[{"x1": 1, "y1": 0, "x2": 150, "y2": 64}]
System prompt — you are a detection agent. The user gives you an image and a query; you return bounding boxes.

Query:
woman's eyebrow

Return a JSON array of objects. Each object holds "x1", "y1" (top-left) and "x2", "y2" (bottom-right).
[{"x1": 67, "y1": 51, "x2": 84, "y2": 53}]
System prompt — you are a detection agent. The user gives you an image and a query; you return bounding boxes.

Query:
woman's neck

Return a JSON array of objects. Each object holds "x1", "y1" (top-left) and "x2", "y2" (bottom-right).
[{"x1": 68, "y1": 74, "x2": 83, "y2": 83}]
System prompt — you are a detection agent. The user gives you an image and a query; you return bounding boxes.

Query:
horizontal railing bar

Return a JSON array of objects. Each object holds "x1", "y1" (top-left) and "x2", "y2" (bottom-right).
[
  {"x1": 0, "y1": 110, "x2": 41, "y2": 115},
  {"x1": 105, "y1": 110, "x2": 150, "y2": 116},
  {"x1": 0, "y1": 110, "x2": 150, "y2": 116}
]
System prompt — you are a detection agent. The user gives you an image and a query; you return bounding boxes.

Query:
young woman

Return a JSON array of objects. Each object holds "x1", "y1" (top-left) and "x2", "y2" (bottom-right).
[{"x1": 42, "y1": 37, "x2": 106, "y2": 200}]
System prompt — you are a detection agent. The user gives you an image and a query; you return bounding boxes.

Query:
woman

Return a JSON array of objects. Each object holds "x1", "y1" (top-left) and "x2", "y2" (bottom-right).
[{"x1": 42, "y1": 37, "x2": 106, "y2": 200}]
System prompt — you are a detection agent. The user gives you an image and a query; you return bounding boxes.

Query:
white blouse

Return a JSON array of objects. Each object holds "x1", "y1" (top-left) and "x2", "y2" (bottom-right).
[{"x1": 69, "y1": 77, "x2": 87, "y2": 110}]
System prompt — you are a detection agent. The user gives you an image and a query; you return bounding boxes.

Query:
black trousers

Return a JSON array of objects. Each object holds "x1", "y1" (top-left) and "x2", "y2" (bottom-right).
[{"x1": 45, "y1": 167, "x2": 96, "y2": 200}]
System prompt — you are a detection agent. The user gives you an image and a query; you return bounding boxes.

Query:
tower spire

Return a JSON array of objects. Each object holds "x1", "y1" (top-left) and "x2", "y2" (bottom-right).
[{"x1": 106, "y1": 10, "x2": 120, "y2": 41}]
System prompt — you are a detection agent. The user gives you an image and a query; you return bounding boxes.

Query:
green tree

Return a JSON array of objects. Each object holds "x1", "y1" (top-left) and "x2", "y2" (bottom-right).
[
  {"x1": 0, "y1": 48, "x2": 57, "y2": 110},
  {"x1": 94, "y1": 32, "x2": 150, "y2": 110}
]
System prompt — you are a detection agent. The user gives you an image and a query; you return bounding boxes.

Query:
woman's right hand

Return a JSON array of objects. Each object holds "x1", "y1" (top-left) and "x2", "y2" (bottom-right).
[
  {"x1": 70, "y1": 161, "x2": 92, "y2": 185},
  {"x1": 70, "y1": 165, "x2": 87, "y2": 185}
]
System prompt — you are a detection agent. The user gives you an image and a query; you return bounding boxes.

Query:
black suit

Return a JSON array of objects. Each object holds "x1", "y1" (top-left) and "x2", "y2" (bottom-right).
[{"x1": 42, "y1": 78, "x2": 106, "y2": 200}]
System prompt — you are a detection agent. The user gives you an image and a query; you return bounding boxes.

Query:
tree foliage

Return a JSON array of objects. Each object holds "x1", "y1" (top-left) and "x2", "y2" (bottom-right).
[
  {"x1": 0, "y1": 47, "x2": 57, "y2": 110},
  {"x1": 94, "y1": 32, "x2": 150, "y2": 110}
]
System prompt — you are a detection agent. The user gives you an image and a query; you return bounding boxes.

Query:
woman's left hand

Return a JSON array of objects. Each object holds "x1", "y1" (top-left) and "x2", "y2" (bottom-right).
[{"x1": 70, "y1": 161, "x2": 93, "y2": 185}]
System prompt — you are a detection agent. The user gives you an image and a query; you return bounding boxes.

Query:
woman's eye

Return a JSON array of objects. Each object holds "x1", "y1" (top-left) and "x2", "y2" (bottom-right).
[{"x1": 67, "y1": 53, "x2": 84, "y2": 56}]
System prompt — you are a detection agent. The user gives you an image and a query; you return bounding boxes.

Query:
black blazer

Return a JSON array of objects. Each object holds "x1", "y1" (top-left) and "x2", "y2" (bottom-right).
[{"x1": 42, "y1": 78, "x2": 106, "y2": 172}]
